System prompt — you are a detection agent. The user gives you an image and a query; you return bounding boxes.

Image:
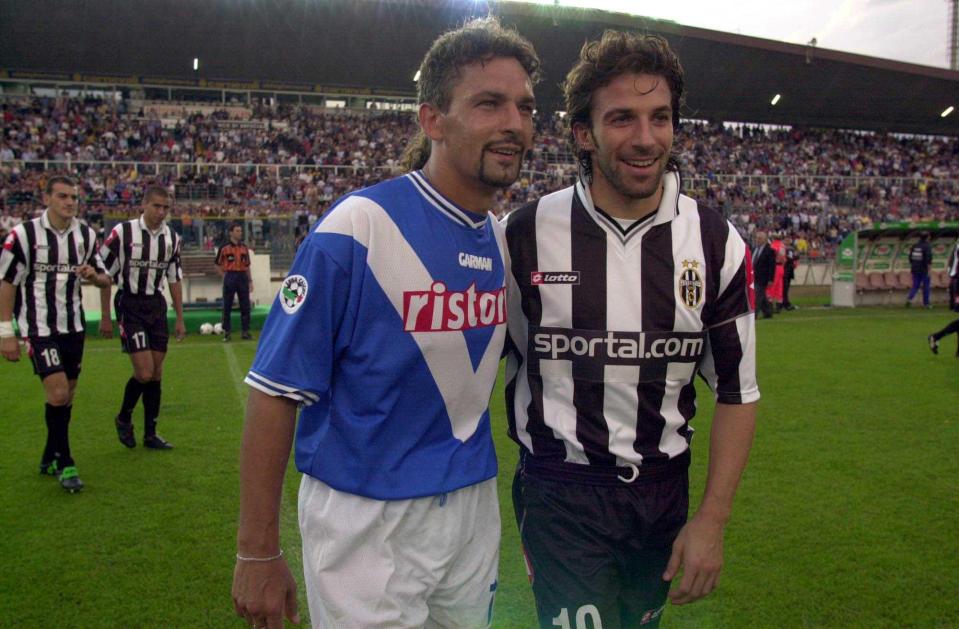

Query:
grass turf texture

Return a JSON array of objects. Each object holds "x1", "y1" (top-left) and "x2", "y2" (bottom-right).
[{"x1": 1, "y1": 305, "x2": 957, "y2": 628}]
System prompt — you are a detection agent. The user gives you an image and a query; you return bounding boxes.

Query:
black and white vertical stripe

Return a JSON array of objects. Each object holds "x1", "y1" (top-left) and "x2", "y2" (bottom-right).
[
  {"x1": 99, "y1": 217, "x2": 183, "y2": 295},
  {"x1": 504, "y1": 171, "x2": 758, "y2": 469},
  {"x1": 0, "y1": 213, "x2": 105, "y2": 337}
]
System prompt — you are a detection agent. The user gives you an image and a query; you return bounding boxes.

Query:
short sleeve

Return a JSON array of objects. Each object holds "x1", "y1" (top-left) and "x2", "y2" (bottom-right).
[
  {"x1": 244, "y1": 234, "x2": 354, "y2": 406},
  {"x1": 99, "y1": 225, "x2": 123, "y2": 278},
  {"x1": 699, "y1": 221, "x2": 759, "y2": 405},
  {"x1": 166, "y1": 237, "x2": 183, "y2": 284},
  {"x1": 0, "y1": 230, "x2": 27, "y2": 285}
]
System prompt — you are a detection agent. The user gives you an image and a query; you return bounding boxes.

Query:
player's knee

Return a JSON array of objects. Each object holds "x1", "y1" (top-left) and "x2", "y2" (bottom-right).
[
  {"x1": 133, "y1": 366, "x2": 154, "y2": 382},
  {"x1": 45, "y1": 385, "x2": 71, "y2": 406}
]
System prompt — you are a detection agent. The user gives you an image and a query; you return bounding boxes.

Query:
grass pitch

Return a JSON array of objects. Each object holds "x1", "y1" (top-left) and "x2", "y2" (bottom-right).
[{"x1": 1, "y1": 304, "x2": 957, "y2": 628}]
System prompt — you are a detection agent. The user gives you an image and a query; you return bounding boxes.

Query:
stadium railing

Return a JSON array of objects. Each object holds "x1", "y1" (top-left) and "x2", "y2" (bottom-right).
[{"x1": 5, "y1": 159, "x2": 956, "y2": 201}]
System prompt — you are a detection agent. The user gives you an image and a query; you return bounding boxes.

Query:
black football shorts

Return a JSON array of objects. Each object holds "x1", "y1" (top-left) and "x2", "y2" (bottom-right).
[
  {"x1": 115, "y1": 291, "x2": 169, "y2": 353},
  {"x1": 27, "y1": 333, "x2": 85, "y2": 381},
  {"x1": 513, "y1": 453, "x2": 689, "y2": 629}
]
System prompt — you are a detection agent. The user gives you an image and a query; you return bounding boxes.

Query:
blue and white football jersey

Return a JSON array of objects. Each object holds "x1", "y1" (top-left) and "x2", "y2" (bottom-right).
[{"x1": 246, "y1": 171, "x2": 508, "y2": 500}]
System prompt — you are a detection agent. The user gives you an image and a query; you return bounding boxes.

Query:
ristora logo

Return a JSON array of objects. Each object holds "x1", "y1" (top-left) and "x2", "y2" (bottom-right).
[
  {"x1": 678, "y1": 259, "x2": 704, "y2": 309},
  {"x1": 531, "y1": 271, "x2": 580, "y2": 285},
  {"x1": 403, "y1": 281, "x2": 506, "y2": 331},
  {"x1": 280, "y1": 274, "x2": 308, "y2": 314}
]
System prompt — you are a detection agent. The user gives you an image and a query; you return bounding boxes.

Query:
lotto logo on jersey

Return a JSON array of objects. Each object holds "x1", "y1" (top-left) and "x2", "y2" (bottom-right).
[
  {"x1": 403, "y1": 281, "x2": 506, "y2": 332},
  {"x1": 531, "y1": 271, "x2": 580, "y2": 285}
]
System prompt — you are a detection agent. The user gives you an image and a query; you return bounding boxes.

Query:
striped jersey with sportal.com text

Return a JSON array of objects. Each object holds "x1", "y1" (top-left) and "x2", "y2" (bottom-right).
[
  {"x1": 0, "y1": 211, "x2": 107, "y2": 338},
  {"x1": 503, "y1": 170, "x2": 759, "y2": 469},
  {"x1": 99, "y1": 216, "x2": 183, "y2": 294},
  {"x1": 246, "y1": 171, "x2": 508, "y2": 500}
]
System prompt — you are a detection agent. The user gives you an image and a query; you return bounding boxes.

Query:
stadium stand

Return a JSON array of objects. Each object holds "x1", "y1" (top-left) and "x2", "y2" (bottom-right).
[{"x1": 1, "y1": 95, "x2": 957, "y2": 265}]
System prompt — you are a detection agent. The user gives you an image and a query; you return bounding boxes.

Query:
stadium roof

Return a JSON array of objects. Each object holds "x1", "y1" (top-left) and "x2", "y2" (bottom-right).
[{"x1": 1, "y1": 0, "x2": 957, "y2": 135}]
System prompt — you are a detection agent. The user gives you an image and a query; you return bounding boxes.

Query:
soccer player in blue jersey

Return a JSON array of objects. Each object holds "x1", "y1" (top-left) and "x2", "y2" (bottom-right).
[{"x1": 231, "y1": 18, "x2": 540, "y2": 629}]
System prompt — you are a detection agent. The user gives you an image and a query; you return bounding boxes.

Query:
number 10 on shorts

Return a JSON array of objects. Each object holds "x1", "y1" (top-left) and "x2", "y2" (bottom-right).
[{"x1": 553, "y1": 605, "x2": 602, "y2": 629}]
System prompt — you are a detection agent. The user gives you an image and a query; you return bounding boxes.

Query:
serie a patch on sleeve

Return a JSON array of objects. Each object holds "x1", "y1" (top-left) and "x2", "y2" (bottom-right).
[{"x1": 280, "y1": 275, "x2": 308, "y2": 314}]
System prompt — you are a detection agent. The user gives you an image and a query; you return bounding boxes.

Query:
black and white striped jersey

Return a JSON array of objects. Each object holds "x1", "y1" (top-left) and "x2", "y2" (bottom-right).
[
  {"x1": 99, "y1": 216, "x2": 183, "y2": 295},
  {"x1": 503, "y1": 171, "x2": 759, "y2": 469},
  {"x1": 0, "y1": 211, "x2": 107, "y2": 337}
]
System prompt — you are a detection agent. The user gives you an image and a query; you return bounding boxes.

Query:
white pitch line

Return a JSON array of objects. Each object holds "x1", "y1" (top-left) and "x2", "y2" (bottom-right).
[
  {"x1": 222, "y1": 342, "x2": 248, "y2": 404},
  {"x1": 763, "y1": 311, "x2": 943, "y2": 324},
  {"x1": 221, "y1": 340, "x2": 308, "y2": 620}
]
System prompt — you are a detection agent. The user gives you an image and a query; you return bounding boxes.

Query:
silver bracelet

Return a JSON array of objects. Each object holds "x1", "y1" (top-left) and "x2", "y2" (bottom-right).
[{"x1": 235, "y1": 549, "x2": 284, "y2": 562}]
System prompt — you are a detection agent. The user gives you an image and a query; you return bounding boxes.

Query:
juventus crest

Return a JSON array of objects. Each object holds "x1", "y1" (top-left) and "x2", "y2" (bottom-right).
[{"x1": 679, "y1": 259, "x2": 704, "y2": 309}]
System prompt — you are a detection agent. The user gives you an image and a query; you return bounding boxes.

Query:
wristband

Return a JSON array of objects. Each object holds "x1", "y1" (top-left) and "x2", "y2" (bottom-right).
[
  {"x1": 235, "y1": 549, "x2": 283, "y2": 562},
  {"x1": 0, "y1": 321, "x2": 14, "y2": 338}
]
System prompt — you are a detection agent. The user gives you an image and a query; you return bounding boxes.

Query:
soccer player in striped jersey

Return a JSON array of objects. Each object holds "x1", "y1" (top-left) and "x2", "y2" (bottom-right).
[
  {"x1": 928, "y1": 239, "x2": 959, "y2": 355},
  {"x1": 232, "y1": 19, "x2": 538, "y2": 629},
  {"x1": 0, "y1": 175, "x2": 111, "y2": 493},
  {"x1": 99, "y1": 186, "x2": 185, "y2": 450},
  {"x1": 503, "y1": 32, "x2": 758, "y2": 628}
]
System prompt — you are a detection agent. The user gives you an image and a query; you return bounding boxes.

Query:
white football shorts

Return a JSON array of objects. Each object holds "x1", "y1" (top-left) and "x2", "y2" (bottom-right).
[{"x1": 298, "y1": 475, "x2": 500, "y2": 628}]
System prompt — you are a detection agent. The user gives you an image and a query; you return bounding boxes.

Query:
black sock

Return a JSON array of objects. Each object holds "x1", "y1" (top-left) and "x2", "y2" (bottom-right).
[
  {"x1": 62, "y1": 405, "x2": 74, "y2": 466},
  {"x1": 44, "y1": 403, "x2": 74, "y2": 467},
  {"x1": 42, "y1": 404, "x2": 58, "y2": 463},
  {"x1": 118, "y1": 377, "x2": 144, "y2": 423},
  {"x1": 143, "y1": 380, "x2": 161, "y2": 436},
  {"x1": 934, "y1": 319, "x2": 959, "y2": 339}
]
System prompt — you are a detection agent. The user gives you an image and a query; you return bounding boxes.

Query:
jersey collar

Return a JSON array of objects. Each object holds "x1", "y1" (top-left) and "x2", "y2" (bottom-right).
[
  {"x1": 40, "y1": 209, "x2": 79, "y2": 236},
  {"x1": 407, "y1": 170, "x2": 489, "y2": 230},
  {"x1": 575, "y1": 170, "x2": 682, "y2": 245},
  {"x1": 138, "y1": 215, "x2": 167, "y2": 237}
]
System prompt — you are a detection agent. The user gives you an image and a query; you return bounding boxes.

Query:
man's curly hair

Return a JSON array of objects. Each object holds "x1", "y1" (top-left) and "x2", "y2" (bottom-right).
[{"x1": 563, "y1": 31, "x2": 685, "y2": 179}]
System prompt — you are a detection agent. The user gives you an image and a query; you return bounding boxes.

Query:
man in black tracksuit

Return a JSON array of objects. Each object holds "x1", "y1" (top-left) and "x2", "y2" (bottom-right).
[{"x1": 906, "y1": 231, "x2": 932, "y2": 308}]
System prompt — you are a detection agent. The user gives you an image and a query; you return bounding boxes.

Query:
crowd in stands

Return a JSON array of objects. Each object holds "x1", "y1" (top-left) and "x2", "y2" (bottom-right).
[{"x1": 2, "y1": 96, "x2": 958, "y2": 258}]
